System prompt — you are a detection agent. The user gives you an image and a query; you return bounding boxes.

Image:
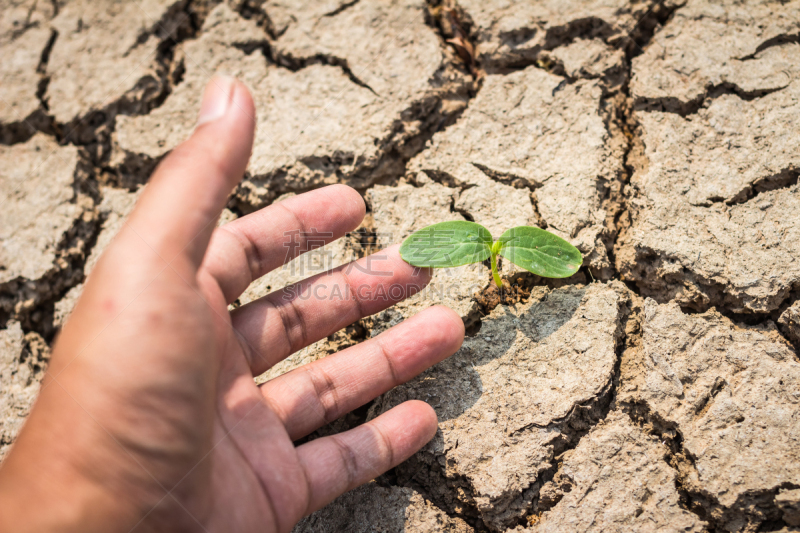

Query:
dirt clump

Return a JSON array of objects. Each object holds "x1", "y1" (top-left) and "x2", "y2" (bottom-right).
[{"x1": 474, "y1": 282, "x2": 531, "y2": 314}]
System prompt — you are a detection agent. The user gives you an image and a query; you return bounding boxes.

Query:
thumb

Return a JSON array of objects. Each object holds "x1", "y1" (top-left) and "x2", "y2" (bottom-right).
[{"x1": 125, "y1": 75, "x2": 256, "y2": 270}]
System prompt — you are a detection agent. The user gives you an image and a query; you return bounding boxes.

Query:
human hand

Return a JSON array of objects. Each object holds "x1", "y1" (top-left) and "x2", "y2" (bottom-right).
[{"x1": 0, "y1": 76, "x2": 465, "y2": 532}]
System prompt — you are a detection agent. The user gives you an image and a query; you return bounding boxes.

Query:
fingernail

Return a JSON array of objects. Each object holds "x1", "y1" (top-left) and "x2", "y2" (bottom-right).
[{"x1": 197, "y1": 75, "x2": 235, "y2": 126}]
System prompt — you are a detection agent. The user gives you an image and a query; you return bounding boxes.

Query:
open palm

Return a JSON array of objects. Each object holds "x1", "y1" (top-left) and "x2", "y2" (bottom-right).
[{"x1": 0, "y1": 78, "x2": 464, "y2": 532}]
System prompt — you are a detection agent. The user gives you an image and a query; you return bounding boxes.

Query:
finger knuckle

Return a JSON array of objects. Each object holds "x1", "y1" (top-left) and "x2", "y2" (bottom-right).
[{"x1": 305, "y1": 365, "x2": 341, "y2": 425}]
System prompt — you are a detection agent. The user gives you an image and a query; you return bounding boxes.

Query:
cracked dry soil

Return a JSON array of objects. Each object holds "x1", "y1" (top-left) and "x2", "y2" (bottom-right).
[{"x1": 2, "y1": 0, "x2": 800, "y2": 532}]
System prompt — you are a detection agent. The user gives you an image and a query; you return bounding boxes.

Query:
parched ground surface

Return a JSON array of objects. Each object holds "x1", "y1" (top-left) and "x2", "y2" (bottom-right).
[{"x1": 2, "y1": 1, "x2": 800, "y2": 532}]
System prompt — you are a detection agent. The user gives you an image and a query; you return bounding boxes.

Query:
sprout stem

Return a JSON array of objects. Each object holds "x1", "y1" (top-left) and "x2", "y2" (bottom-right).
[{"x1": 491, "y1": 251, "x2": 503, "y2": 288}]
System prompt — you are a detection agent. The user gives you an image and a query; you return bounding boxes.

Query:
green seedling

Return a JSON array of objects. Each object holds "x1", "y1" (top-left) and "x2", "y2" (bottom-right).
[{"x1": 399, "y1": 221, "x2": 582, "y2": 288}]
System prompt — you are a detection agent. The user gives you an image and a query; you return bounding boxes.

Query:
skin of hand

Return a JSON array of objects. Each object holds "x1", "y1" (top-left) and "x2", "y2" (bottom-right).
[{"x1": 0, "y1": 76, "x2": 464, "y2": 532}]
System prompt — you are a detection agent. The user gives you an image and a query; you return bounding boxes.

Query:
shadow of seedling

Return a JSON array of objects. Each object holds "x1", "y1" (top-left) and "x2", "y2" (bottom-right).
[{"x1": 370, "y1": 286, "x2": 585, "y2": 425}]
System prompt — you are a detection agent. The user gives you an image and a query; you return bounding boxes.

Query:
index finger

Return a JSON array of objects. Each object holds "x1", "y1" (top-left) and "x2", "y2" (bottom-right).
[{"x1": 201, "y1": 185, "x2": 366, "y2": 303}]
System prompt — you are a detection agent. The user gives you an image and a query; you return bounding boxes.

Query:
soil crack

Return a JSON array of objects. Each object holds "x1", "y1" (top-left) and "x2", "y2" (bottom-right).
[
  {"x1": 737, "y1": 32, "x2": 800, "y2": 61},
  {"x1": 323, "y1": 0, "x2": 362, "y2": 18},
  {"x1": 271, "y1": 51, "x2": 379, "y2": 96},
  {"x1": 233, "y1": 0, "x2": 280, "y2": 39},
  {"x1": 0, "y1": 25, "x2": 58, "y2": 145},
  {"x1": 706, "y1": 166, "x2": 799, "y2": 207},
  {"x1": 596, "y1": 0, "x2": 682, "y2": 284},
  {"x1": 621, "y1": 402, "x2": 714, "y2": 527},
  {"x1": 470, "y1": 162, "x2": 540, "y2": 191},
  {"x1": 634, "y1": 82, "x2": 789, "y2": 117}
]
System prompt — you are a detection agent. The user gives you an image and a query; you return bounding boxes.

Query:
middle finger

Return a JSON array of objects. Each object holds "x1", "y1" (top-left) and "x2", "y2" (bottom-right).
[
  {"x1": 231, "y1": 245, "x2": 431, "y2": 376},
  {"x1": 260, "y1": 305, "x2": 464, "y2": 440}
]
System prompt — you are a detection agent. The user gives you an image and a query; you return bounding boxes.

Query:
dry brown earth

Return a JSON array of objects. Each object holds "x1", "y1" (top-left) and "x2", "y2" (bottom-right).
[{"x1": 2, "y1": 1, "x2": 800, "y2": 532}]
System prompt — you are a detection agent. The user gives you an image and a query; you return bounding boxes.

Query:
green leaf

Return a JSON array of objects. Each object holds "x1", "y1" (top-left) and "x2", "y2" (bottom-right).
[
  {"x1": 400, "y1": 221, "x2": 492, "y2": 268},
  {"x1": 497, "y1": 226, "x2": 582, "y2": 278}
]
